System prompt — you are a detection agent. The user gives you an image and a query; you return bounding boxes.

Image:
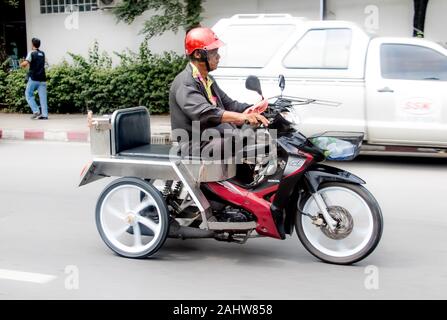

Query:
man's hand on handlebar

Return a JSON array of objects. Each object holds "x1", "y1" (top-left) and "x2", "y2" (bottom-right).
[
  {"x1": 243, "y1": 98, "x2": 269, "y2": 115},
  {"x1": 243, "y1": 113, "x2": 269, "y2": 127},
  {"x1": 221, "y1": 110, "x2": 269, "y2": 127}
]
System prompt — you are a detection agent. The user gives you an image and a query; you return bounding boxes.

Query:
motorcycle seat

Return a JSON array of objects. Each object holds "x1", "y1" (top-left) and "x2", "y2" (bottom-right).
[
  {"x1": 118, "y1": 143, "x2": 178, "y2": 160},
  {"x1": 118, "y1": 143, "x2": 206, "y2": 162}
]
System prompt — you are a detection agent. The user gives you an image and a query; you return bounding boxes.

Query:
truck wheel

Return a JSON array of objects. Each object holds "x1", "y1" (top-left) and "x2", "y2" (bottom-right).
[
  {"x1": 296, "y1": 182, "x2": 383, "y2": 265},
  {"x1": 95, "y1": 177, "x2": 169, "y2": 258}
]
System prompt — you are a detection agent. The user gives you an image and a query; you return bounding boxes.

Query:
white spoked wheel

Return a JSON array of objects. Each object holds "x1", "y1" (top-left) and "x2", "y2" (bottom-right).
[
  {"x1": 95, "y1": 177, "x2": 169, "y2": 258},
  {"x1": 296, "y1": 182, "x2": 383, "y2": 265}
]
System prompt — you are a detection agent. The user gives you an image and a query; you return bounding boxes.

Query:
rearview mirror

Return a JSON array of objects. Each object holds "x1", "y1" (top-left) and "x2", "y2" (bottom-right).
[{"x1": 245, "y1": 75, "x2": 263, "y2": 97}]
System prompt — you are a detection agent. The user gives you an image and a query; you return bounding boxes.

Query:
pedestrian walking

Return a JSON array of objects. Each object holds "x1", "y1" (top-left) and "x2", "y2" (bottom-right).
[{"x1": 20, "y1": 37, "x2": 48, "y2": 120}]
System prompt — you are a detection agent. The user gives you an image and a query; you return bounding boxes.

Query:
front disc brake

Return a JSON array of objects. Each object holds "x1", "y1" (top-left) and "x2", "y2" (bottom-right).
[{"x1": 320, "y1": 206, "x2": 354, "y2": 240}]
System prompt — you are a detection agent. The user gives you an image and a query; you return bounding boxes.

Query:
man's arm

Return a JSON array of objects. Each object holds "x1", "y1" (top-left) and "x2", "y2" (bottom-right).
[
  {"x1": 20, "y1": 52, "x2": 32, "y2": 68},
  {"x1": 176, "y1": 83, "x2": 225, "y2": 127},
  {"x1": 175, "y1": 83, "x2": 267, "y2": 128},
  {"x1": 221, "y1": 110, "x2": 268, "y2": 126},
  {"x1": 20, "y1": 60, "x2": 29, "y2": 68}
]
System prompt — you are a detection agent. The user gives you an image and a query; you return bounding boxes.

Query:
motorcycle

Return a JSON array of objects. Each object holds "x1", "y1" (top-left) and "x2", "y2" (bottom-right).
[{"x1": 80, "y1": 75, "x2": 383, "y2": 265}]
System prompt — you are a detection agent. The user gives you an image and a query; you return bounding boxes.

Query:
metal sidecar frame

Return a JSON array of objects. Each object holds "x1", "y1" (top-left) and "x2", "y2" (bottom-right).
[{"x1": 79, "y1": 107, "x2": 256, "y2": 231}]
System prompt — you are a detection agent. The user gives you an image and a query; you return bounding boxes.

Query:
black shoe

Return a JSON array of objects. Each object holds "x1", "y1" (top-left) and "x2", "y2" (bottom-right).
[
  {"x1": 30, "y1": 112, "x2": 41, "y2": 119},
  {"x1": 37, "y1": 115, "x2": 48, "y2": 120}
]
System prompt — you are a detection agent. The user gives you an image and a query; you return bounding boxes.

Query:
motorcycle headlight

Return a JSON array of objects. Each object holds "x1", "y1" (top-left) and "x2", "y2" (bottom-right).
[{"x1": 280, "y1": 111, "x2": 300, "y2": 125}]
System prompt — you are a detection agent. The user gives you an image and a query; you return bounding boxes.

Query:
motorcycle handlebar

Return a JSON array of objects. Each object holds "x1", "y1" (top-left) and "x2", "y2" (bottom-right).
[
  {"x1": 244, "y1": 119, "x2": 270, "y2": 129},
  {"x1": 267, "y1": 95, "x2": 340, "y2": 108}
]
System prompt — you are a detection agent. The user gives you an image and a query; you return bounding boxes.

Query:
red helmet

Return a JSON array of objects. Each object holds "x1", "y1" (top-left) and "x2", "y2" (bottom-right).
[{"x1": 185, "y1": 27, "x2": 224, "y2": 56}]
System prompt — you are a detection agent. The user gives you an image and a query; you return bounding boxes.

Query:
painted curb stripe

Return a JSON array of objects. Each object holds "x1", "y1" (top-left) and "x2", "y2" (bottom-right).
[
  {"x1": 67, "y1": 131, "x2": 89, "y2": 142},
  {"x1": 0, "y1": 129, "x2": 24, "y2": 140},
  {"x1": 24, "y1": 130, "x2": 44, "y2": 140}
]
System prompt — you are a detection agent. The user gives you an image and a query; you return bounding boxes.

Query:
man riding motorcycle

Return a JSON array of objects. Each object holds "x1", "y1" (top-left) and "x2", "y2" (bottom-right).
[
  {"x1": 85, "y1": 28, "x2": 383, "y2": 263},
  {"x1": 169, "y1": 27, "x2": 269, "y2": 159}
]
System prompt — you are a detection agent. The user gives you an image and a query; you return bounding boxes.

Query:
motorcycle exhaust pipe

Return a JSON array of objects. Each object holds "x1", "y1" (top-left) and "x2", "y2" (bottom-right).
[
  {"x1": 126, "y1": 222, "x2": 215, "y2": 239},
  {"x1": 168, "y1": 223, "x2": 215, "y2": 239}
]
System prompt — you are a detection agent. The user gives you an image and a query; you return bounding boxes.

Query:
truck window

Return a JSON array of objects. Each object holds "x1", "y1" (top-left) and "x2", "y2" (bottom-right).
[
  {"x1": 283, "y1": 28, "x2": 352, "y2": 69},
  {"x1": 381, "y1": 44, "x2": 447, "y2": 81},
  {"x1": 217, "y1": 24, "x2": 296, "y2": 68}
]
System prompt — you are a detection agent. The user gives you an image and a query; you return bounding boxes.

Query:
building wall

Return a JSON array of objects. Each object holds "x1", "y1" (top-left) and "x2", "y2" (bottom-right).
[
  {"x1": 326, "y1": 0, "x2": 447, "y2": 45},
  {"x1": 25, "y1": 0, "x2": 321, "y2": 65},
  {"x1": 24, "y1": 1, "x2": 184, "y2": 65},
  {"x1": 25, "y1": 0, "x2": 447, "y2": 65},
  {"x1": 202, "y1": 0, "x2": 320, "y2": 26},
  {"x1": 424, "y1": 0, "x2": 447, "y2": 46},
  {"x1": 326, "y1": 0, "x2": 413, "y2": 37}
]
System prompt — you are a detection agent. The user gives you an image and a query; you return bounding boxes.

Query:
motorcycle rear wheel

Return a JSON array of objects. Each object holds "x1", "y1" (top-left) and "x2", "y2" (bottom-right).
[{"x1": 295, "y1": 182, "x2": 383, "y2": 265}]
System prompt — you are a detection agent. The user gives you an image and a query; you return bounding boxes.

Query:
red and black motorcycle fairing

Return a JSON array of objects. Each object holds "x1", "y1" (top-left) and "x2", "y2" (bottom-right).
[{"x1": 203, "y1": 109, "x2": 365, "y2": 241}]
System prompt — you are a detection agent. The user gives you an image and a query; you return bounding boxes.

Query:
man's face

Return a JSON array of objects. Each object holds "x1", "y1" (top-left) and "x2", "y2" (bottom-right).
[{"x1": 207, "y1": 49, "x2": 220, "y2": 71}]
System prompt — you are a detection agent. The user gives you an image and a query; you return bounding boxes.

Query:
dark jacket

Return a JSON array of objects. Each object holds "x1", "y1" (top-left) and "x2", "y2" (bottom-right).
[
  {"x1": 169, "y1": 64, "x2": 250, "y2": 139},
  {"x1": 28, "y1": 50, "x2": 46, "y2": 82}
]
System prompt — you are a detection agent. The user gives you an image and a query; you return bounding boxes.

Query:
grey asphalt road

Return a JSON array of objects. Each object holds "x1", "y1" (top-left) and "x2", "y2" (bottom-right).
[{"x1": 0, "y1": 140, "x2": 446, "y2": 299}]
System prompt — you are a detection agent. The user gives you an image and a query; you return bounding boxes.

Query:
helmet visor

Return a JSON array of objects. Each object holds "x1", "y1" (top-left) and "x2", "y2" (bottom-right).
[{"x1": 204, "y1": 39, "x2": 225, "y2": 52}]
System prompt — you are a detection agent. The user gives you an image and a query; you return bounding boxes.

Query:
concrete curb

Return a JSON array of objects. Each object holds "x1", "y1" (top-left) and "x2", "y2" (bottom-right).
[
  {"x1": 0, "y1": 128, "x2": 171, "y2": 144},
  {"x1": 0, "y1": 113, "x2": 172, "y2": 143},
  {"x1": 0, "y1": 128, "x2": 89, "y2": 142}
]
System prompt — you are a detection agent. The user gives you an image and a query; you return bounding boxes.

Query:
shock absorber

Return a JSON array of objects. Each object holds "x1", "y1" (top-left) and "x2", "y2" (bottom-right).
[
  {"x1": 173, "y1": 181, "x2": 183, "y2": 198},
  {"x1": 162, "y1": 180, "x2": 174, "y2": 198}
]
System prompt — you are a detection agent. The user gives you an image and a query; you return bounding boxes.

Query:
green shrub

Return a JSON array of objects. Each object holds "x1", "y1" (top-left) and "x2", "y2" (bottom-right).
[
  {"x1": 46, "y1": 61, "x2": 81, "y2": 113},
  {"x1": 0, "y1": 67, "x2": 7, "y2": 104},
  {"x1": 4, "y1": 68, "x2": 27, "y2": 112},
  {"x1": 1, "y1": 41, "x2": 187, "y2": 114}
]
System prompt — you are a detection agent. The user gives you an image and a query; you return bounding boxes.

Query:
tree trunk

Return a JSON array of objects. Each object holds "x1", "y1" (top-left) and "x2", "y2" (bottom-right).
[{"x1": 413, "y1": 0, "x2": 429, "y2": 37}]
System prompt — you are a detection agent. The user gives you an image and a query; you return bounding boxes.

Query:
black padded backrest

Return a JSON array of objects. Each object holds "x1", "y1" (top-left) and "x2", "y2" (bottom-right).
[{"x1": 112, "y1": 107, "x2": 151, "y2": 154}]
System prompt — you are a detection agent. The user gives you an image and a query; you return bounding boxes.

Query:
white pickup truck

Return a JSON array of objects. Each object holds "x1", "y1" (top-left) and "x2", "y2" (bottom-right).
[{"x1": 211, "y1": 14, "x2": 447, "y2": 156}]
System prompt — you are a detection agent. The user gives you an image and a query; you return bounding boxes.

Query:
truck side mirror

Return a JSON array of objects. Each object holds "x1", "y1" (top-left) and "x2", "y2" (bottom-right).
[
  {"x1": 279, "y1": 74, "x2": 286, "y2": 93},
  {"x1": 245, "y1": 75, "x2": 263, "y2": 97}
]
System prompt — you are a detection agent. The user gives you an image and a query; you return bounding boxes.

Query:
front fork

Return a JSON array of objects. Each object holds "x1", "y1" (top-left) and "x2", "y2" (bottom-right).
[
  {"x1": 297, "y1": 165, "x2": 366, "y2": 232},
  {"x1": 310, "y1": 192, "x2": 337, "y2": 231},
  {"x1": 302, "y1": 172, "x2": 338, "y2": 231}
]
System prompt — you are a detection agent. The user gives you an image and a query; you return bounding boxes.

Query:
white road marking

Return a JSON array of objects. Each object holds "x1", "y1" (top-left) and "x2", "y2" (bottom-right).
[{"x1": 0, "y1": 269, "x2": 57, "y2": 284}]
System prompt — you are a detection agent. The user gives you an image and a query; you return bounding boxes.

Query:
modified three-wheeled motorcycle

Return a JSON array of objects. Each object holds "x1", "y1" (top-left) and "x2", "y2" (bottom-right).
[{"x1": 80, "y1": 76, "x2": 383, "y2": 265}]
